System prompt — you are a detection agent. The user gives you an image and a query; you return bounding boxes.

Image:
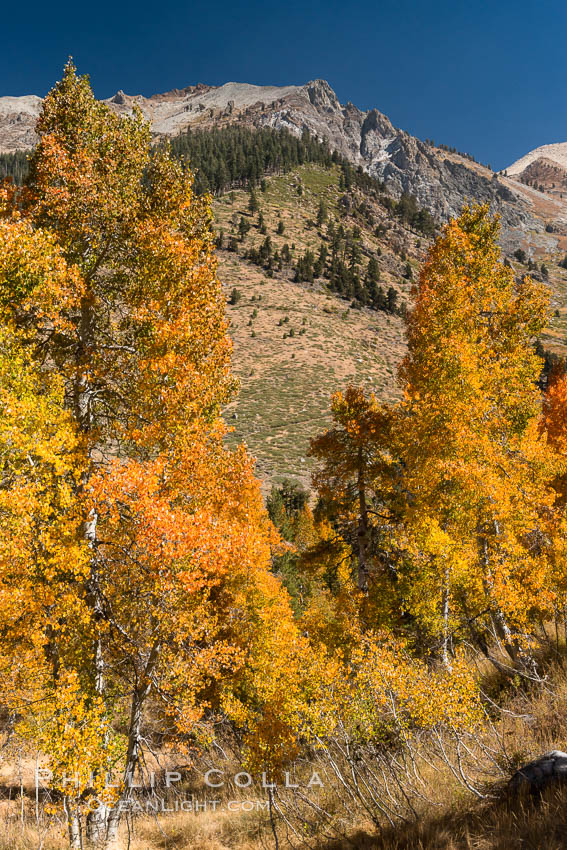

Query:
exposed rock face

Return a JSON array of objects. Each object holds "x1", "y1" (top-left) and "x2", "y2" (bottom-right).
[
  {"x1": 110, "y1": 90, "x2": 127, "y2": 105},
  {"x1": 510, "y1": 751, "x2": 567, "y2": 795},
  {"x1": 306, "y1": 79, "x2": 341, "y2": 111},
  {"x1": 365, "y1": 131, "x2": 523, "y2": 224},
  {"x1": 0, "y1": 95, "x2": 42, "y2": 153},
  {"x1": 247, "y1": 80, "x2": 541, "y2": 235},
  {"x1": 0, "y1": 80, "x2": 552, "y2": 240}
]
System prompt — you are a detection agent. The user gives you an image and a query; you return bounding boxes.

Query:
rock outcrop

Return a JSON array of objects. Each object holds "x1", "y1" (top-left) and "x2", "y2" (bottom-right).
[{"x1": 0, "y1": 95, "x2": 43, "y2": 153}]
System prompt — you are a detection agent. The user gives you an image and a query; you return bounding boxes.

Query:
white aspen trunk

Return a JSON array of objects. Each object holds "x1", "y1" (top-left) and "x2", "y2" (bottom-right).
[
  {"x1": 103, "y1": 696, "x2": 144, "y2": 848},
  {"x1": 86, "y1": 798, "x2": 108, "y2": 846},
  {"x1": 104, "y1": 641, "x2": 161, "y2": 849},
  {"x1": 478, "y1": 526, "x2": 538, "y2": 677},
  {"x1": 64, "y1": 796, "x2": 82, "y2": 849},
  {"x1": 442, "y1": 564, "x2": 452, "y2": 669},
  {"x1": 74, "y1": 294, "x2": 109, "y2": 845},
  {"x1": 84, "y1": 503, "x2": 107, "y2": 845},
  {"x1": 479, "y1": 531, "x2": 517, "y2": 660},
  {"x1": 356, "y1": 447, "x2": 370, "y2": 592}
]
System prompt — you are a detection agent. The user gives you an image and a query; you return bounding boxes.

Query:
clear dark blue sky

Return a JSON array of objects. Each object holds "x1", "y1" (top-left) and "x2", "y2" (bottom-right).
[{"x1": 2, "y1": 0, "x2": 565, "y2": 170}]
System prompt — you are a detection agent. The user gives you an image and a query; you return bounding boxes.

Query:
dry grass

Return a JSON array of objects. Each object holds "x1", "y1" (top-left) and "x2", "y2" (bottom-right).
[
  {"x1": 4, "y1": 660, "x2": 567, "y2": 849},
  {"x1": 6, "y1": 789, "x2": 567, "y2": 850},
  {"x1": 326, "y1": 655, "x2": 567, "y2": 850},
  {"x1": 302, "y1": 787, "x2": 567, "y2": 850},
  {"x1": 0, "y1": 805, "x2": 274, "y2": 849}
]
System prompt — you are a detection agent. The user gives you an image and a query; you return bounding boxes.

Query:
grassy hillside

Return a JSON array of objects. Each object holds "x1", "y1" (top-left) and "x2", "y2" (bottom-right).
[
  {"x1": 215, "y1": 162, "x2": 567, "y2": 490},
  {"x1": 6, "y1": 137, "x2": 567, "y2": 494},
  {"x1": 215, "y1": 162, "x2": 426, "y2": 489}
]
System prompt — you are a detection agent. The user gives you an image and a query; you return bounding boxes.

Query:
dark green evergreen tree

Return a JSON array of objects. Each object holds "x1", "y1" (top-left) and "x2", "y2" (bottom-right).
[{"x1": 248, "y1": 188, "x2": 259, "y2": 214}]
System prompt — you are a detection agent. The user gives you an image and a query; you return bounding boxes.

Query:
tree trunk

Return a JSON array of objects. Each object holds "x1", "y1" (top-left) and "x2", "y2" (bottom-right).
[
  {"x1": 356, "y1": 447, "x2": 370, "y2": 592},
  {"x1": 84, "y1": 504, "x2": 108, "y2": 844},
  {"x1": 478, "y1": 528, "x2": 538, "y2": 677},
  {"x1": 441, "y1": 565, "x2": 451, "y2": 668},
  {"x1": 86, "y1": 803, "x2": 109, "y2": 846},
  {"x1": 103, "y1": 640, "x2": 161, "y2": 849},
  {"x1": 74, "y1": 293, "x2": 109, "y2": 845},
  {"x1": 478, "y1": 531, "x2": 517, "y2": 659},
  {"x1": 64, "y1": 796, "x2": 82, "y2": 849},
  {"x1": 103, "y1": 805, "x2": 121, "y2": 849}
]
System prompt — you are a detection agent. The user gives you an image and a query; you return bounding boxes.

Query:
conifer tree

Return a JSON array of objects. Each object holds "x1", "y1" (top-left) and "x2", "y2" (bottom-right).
[
  {"x1": 248, "y1": 187, "x2": 259, "y2": 213},
  {"x1": 317, "y1": 198, "x2": 327, "y2": 227},
  {"x1": 310, "y1": 387, "x2": 395, "y2": 594}
]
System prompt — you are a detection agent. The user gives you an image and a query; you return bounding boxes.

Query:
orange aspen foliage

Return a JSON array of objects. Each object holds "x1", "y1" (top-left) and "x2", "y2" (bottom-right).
[
  {"x1": 0, "y1": 64, "x2": 308, "y2": 847},
  {"x1": 542, "y1": 366, "x2": 567, "y2": 492},
  {"x1": 540, "y1": 369, "x2": 567, "y2": 607},
  {"x1": 399, "y1": 204, "x2": 554, "y2": 668}
]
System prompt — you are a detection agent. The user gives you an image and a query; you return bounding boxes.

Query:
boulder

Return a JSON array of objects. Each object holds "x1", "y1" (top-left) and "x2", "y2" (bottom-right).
[{"x1": 509, "y1": 751, "x2": 567, "y2": 795}]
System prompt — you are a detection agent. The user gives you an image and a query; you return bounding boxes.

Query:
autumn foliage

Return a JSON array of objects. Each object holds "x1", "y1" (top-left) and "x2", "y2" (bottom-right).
[
  {"x1": 0, "y1": 64, "x2": 309, "y2": 847},
  {"x1": 305, "y1": 207, "x2": 565, "y2": 671},
  {"x1": 3, "y1": 63, "x2": 567, "y2": 850}
]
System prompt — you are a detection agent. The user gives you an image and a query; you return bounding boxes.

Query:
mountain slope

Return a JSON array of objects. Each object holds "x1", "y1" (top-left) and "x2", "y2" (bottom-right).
[
  {"x1": 213, "y1": 158, "x2": 567, "y2": 490},
  {"x1": 0, "y1": 78, "x2": 555, "y2": 245},
  {"x1": 507, "y1": 141, "x2": 567, "y2": 176},
  {"x1": 216, "y1": 161, "x2": 412, "y2": 489},
  {"x1": 0, "y1": 95, "x2": 42, "y2": 153}
]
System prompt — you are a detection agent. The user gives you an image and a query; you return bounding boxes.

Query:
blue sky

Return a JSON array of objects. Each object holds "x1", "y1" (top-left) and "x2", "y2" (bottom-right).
[{"x1": 2, "y1": 0, "x2": 565, "y2": 170}]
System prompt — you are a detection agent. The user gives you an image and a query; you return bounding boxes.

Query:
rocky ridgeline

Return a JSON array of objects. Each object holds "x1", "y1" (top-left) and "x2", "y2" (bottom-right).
[
  {"x1": 255, "y1": 80, "x2": 535, "y2": 233},
  {"x1": 0, "y1": 79, "x2": 552, "y2": 242}
]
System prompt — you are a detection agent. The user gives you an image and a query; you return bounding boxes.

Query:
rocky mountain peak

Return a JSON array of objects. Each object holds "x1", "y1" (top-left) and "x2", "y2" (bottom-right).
[
  {"x1": 361, "y1": 108, "x2": 396, "y2": 140},
  {"x1": 305, "y1": 79, "x2": 341, "y2": 111}
]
